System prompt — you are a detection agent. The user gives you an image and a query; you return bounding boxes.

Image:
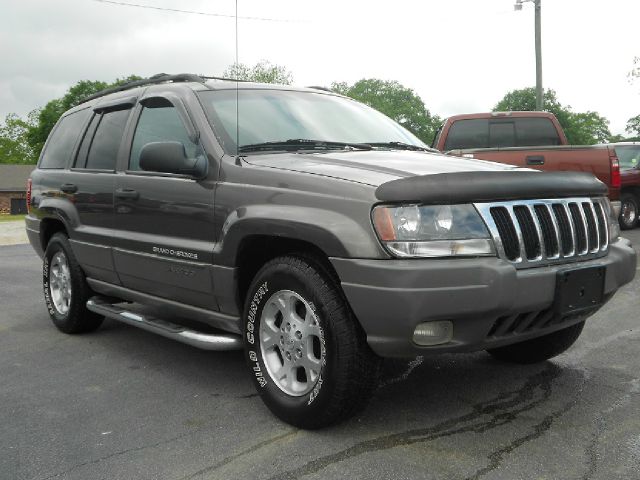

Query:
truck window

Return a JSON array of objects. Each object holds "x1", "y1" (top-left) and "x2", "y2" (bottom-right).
[
  {"x1": 444, "y1": 117, "x2": 561, "y2": 150},
  {"x1": 443, "y1": 119, "x2": 489, "y2": 150},
  {"x1": 129, "y1": 104, "x2": 201, "y2": 171},
  {"x1": 615, "y1": 145, "x2": 640, "y2": 170},
  {"x1": 39, "y1": 109, "x2": 91, "y2": 169},
  {"x1": 83, "y1": 109, "x2": 131, "y2": 170},
  {"x1": 514, "y1": 118, "x2": 561, "y2": 146},
  {"x1": 489, "y1": 122, "x2": 515, "y2": 148}
]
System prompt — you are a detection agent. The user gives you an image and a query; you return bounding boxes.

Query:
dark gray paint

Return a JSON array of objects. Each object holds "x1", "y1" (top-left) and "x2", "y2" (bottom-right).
[{"x1": 25, "y1": 80, "x2": 638, "y2": 356}]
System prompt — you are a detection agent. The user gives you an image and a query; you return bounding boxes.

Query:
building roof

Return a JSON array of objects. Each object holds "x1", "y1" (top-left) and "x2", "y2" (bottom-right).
[{"x1": 0, "y1": 165, "x2": 35, "y2": 192}]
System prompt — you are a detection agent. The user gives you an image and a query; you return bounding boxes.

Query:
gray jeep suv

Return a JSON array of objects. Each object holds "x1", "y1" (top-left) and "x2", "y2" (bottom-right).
[{"x1": 25, "y1": 74, "x2": 636, "y2": 429}]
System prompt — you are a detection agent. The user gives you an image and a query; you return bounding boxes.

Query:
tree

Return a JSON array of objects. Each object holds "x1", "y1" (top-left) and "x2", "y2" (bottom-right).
[
  {"x1": 27, "y1": 75, "x2": 142, "y2": 158},
  {"x1": 222, "y1": 61, "x2": 293, "y2": 84},
  {"x1": 0, "y1": 112, "x2": 38, "y2": 164},
  {"x1": 332, "y1": 79, "x2": 441, "y2": 145},
  {"x1": 493, "y1": 87, "x2": 611, "y2": 145},
  {"x1": 626, "y1": 114, "x2": 640, "y2": 138}
]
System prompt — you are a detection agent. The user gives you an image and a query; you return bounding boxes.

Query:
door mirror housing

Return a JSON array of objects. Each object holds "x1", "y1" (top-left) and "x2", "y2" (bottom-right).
[{"x1": 139, "y1": 141, "x2": 207, "y2": 178}]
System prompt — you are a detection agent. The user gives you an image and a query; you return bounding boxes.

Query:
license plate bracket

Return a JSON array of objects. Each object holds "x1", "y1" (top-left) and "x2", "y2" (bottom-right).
[{"x1": 554, "y1": 266, "x2": 605, "y2": 316}]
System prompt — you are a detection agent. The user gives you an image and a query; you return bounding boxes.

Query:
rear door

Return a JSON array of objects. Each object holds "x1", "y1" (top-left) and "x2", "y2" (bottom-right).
[
  {"x1": 111, "y1": 93, "x2": 217, "y2": 309},
  {"x1": 62, "y1": 103, "x2": 134, "y2": 284}
]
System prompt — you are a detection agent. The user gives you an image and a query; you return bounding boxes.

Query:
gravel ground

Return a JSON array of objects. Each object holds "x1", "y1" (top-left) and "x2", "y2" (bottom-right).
[{"x1": 1, "y1": 231, "x2": 639, "y2": 480}]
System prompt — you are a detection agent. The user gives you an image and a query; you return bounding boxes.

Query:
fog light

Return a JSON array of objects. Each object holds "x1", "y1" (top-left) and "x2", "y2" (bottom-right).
[{"x1": 413, "y1": 321, "x2": 453, "y2": 346}]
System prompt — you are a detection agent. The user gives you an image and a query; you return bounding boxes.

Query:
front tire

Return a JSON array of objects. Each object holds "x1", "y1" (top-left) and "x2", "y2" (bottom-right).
[
  {"x1": 619, "y1": 193, "x2": 639, "y2": 230},
  {"x1": 486, "y1": 321, "x2": 585, "y2": 364},
  {"x1": 243, "y1": 255, "x2": 380, "y2": 429},
  {"x1": 43, "y1": 233, "x2": 103, "y2": 334}
]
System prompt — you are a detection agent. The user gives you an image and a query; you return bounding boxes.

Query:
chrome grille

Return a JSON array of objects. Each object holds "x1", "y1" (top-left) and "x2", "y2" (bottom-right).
[{"x1": 475, "y1": 198, "x2": 609, "y2": 268}]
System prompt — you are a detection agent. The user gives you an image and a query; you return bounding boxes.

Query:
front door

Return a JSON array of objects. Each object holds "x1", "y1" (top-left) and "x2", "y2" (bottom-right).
[{"x1": 111, "y1": 95, "x2": 217, "y2": 310}]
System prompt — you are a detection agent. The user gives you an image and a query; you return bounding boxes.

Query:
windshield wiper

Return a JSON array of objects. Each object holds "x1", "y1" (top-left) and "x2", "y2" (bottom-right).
[
  {"x1": 238, "y1": 139, "x2": 373, "y2": 153},
  {"x1": 368, "y1": 141, "x2": 433, "y2": 152}
]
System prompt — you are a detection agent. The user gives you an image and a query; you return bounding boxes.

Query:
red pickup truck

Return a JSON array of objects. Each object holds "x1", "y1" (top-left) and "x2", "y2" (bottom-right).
[{"x1": 432, "y1": 111, "x2": 622, "y2": 213}]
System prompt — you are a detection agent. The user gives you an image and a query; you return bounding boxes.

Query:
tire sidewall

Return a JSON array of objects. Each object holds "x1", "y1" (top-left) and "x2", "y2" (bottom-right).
[
  {"x1": 43, "y1": 234, "x2": 80, "y2": 328},
  {"x1": 243, "y1": 261, "x2": 338, "y2": 423}
]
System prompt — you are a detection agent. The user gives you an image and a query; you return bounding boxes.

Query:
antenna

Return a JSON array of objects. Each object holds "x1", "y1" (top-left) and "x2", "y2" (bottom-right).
[{"x1": 235, "y1": 0, "x2": 240, "y2": 157}]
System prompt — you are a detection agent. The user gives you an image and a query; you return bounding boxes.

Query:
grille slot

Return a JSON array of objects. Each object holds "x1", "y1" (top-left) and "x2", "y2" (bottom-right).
[
  {"x1": 476, "y1": 198, "x2": 608, "y2": 268},
  {"x1": 534, "y1": 205, "x2": 559, "y2": 257},
  {"x1": 568, "y1": 203, "x2": 588, "y2": 254},
  {"x1": 490, "y1": 207, "x2": 520, "y2": 261}
]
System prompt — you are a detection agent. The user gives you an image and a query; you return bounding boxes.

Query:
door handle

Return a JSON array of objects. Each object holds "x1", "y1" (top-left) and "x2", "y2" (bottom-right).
[
  {"x1": 60, "y1": 183, "x2": 78, "y2": 193},
  {"x1": 526, "y1": 155, "x2": 545, "y2": 165},
  {"x1": 115, "y1": 188, "x2": 139, "y2": 200}
]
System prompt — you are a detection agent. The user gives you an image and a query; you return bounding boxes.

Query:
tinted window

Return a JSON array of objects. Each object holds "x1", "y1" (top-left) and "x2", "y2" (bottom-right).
[
  {"x1": 85, "y1": 109, "x2": 131, "y2": 170},
  {"x1": 514, "y1": 118, "x2": 561, "y2": 146},
  {"x1": 489, "y1": 122, "x2": 515, "y2": 148},
  {"x1": 444, "y1": 119, "x2": 489, "y2": 150},
  {"x1": 444, "y1": 117, "x2": 561, "y2": 150},
  {"x1": 74, "y1": 113, "x2": 99, "y2": 168},
  {"x1": 130, "y1": 104, "x2": 200, "y2": 171},
  {"x1": 39, "y1": 109, "x2": 91, "y2": 169}
]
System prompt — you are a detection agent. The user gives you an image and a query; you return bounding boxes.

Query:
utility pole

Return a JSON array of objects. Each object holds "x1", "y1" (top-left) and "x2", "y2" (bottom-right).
[{"x1": 515, "y1": 0, "x2": 543, "y2": 110}]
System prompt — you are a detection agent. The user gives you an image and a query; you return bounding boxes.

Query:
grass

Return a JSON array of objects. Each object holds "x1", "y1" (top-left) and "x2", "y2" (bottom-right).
[{"x1": 0, "y1": 214, "x2": 26, "y2": 223}]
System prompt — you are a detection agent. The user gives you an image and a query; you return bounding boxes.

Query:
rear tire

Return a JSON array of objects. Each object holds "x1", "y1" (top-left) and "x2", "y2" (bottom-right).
[
  {"x1": 43, "y1": 233, "x2": 103, "y2": 334},
  {"x1": 486, "y1": 321, "x2": 585, "y2": 364},
  {"x1": 619, "y1": 193, "x2": 639, "y2": 230},
  {"x1": 243, "y1": 255, "x2": 380, "y2": 429}
]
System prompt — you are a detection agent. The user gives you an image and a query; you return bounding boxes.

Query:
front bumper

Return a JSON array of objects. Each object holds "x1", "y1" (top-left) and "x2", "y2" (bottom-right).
[{"x1": 330, "y1": 238, "x2": 636, "y2": 358}]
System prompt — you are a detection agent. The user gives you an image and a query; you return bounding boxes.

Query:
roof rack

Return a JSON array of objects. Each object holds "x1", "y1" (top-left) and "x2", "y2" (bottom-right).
[
  {"x1": 77, "y1": 73, "x2": 207, "y2": 105},
  {"x1": 306, "y1": 86, "x2": 333, "y2": 92}
]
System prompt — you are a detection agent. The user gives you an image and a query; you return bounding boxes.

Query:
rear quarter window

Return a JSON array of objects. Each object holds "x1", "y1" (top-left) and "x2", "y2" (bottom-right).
[{"x1": 39, "y1": 109, "x2": 91, "y2": 169}]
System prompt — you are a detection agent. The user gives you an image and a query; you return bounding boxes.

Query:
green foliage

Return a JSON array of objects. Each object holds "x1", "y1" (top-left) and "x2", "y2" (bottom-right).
[
  {"x1": 626, "y1": 114, "x2": 640, "y2": 136},
  {"x1": 24, "y1": 75, "x2": 142, "y2": 160},
  {"x1": 0, "y1": 112, "x2": 38, "y2": 164},
  {"x1": 332, "y1": 79, "x2": 441, "y2": 145},
  {"x1": 222, "y1": 61, "x2": 293, "y2": 84},
  {"x1": 493, "y1": 87, "x2": 611, "y2": 145}
]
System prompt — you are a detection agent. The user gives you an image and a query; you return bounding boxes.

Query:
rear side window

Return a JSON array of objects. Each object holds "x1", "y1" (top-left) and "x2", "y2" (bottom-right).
[
  {"x1": 39, "y1": 109, "x2": 91, "y2": 169},
  {"x1": 444, "y1": 119, "x2": 489, "y2": 150},
  {"x1": 444, "y1": 117, "x2": 561, "y2": 150},
  {"x1": 514, "y1": 118, "x2": 561, "y2": 146},
  {"x1": 80, "y1": 109, "x2": 131, "y2": 170},
  {"x1": 129, "y1": 104, "x2": 201, "y2": 171}
]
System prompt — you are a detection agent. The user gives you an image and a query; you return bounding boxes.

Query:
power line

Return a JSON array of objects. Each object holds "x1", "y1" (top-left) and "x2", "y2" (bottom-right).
[{"x1": 90, "y1": 0, "x2": 292, "y2": 22}]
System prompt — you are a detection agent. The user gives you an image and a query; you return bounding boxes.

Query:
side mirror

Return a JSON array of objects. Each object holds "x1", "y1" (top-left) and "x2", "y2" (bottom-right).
[{"x1": 139, "y1": 141, "x2": 207, "y2": 178}]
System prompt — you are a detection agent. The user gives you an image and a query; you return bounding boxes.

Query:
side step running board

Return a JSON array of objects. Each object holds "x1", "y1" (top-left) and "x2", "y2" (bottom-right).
[{"x1": 86, "y1": 297, "x2": 243, "y2": 351}]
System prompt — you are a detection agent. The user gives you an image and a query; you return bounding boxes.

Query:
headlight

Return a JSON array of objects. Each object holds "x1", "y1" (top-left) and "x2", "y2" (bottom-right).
[{"x1": 372, "y1": 204, "x2": 495, "y2": 258}]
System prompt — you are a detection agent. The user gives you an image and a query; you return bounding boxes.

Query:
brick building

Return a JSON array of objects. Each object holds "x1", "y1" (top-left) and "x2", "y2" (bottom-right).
[{"x1": 0, "y1": 165, "x2": 35, "y2": 214}]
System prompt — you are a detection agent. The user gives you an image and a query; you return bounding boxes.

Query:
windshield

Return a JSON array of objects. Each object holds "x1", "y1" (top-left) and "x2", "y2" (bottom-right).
[
  {"x1": 615, "y1": 145, "x2": 640, "y2": 170},
  {"x1": 197, "y1": 89, "x2": 427, "y2": 154}
]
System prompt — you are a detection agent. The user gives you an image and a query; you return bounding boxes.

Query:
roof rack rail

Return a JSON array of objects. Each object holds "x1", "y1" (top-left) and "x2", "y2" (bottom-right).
[
  {"x1": 306, "y1": 86, "x2": 333, "y2": 92},
  {"x1": 200, "y1": 75, "x2": 250, "y2": 83},
  {"x1": 77, "y1": 73, "x2": 207, "y2": 106}
]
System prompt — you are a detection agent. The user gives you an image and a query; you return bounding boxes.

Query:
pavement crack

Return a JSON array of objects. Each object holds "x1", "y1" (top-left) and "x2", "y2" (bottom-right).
[
  {"x1": 180, "y1": 430, "x2": 297, "y2": 480},
  {"x1": 268, "y1": 364, "x2": 569, "y2": 480},
  {"x1": 36, "y1": 429, "x2": 200, "y2": 480}
]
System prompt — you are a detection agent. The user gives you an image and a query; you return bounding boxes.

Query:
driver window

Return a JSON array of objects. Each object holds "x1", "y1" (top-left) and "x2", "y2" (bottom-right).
[{"x1": 129, "y1": 101, "x2": 201, "y2": 171}]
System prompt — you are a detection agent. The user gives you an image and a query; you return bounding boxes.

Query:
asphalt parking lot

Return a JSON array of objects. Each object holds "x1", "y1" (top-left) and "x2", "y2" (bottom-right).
[{"x1": 1, "y1": 231, "x2": 639, "y2": 480}]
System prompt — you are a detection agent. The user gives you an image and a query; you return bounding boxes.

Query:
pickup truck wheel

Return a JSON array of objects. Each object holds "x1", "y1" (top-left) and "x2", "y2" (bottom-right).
[
  {"x1": 486, "y1": 321, "x2": 585, "y2": 364},
  {"x1": 243, "y1": 255, "x2": 381, "y2": 429},
  {"x1": 619, "y1": 193, "x2": 639, "y2": 230},
  {"x1": 43, "y1": 233, "x2": 103, "y2": 334}
]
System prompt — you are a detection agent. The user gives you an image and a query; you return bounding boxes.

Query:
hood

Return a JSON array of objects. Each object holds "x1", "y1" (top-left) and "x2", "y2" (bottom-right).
[{"x1": 243, "y1": 150, "x2": 519, "y2": 187}]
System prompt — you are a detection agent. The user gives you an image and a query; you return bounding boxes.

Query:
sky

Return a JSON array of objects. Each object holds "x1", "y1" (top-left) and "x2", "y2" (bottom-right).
[{"x1": 1, "y1": 0, "x2": 638, "y2": 135}]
